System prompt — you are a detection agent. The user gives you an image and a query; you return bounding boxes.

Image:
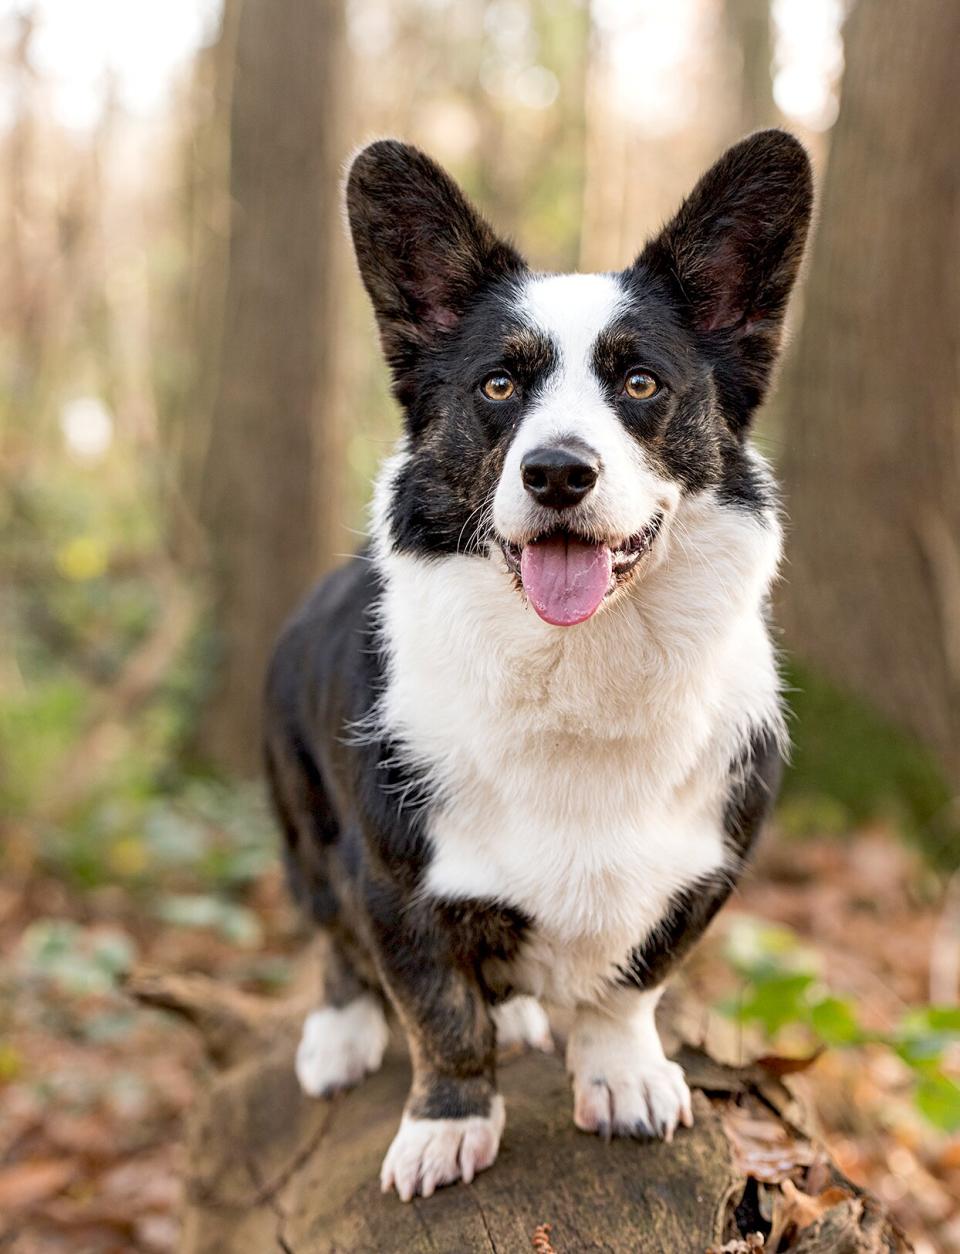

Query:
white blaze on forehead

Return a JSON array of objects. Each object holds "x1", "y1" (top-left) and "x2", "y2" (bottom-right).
[
  {"x1": 519, "y1": 272, "x2": 626, "y2": 371},
  {"x1": 493, "y1": 271, "x2": 678, "y2": 545}
]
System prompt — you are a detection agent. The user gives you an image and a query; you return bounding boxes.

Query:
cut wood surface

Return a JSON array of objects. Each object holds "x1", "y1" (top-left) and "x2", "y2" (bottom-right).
[{"x1": 128, "y1": 969, "x2": 911, "y2": 1254}]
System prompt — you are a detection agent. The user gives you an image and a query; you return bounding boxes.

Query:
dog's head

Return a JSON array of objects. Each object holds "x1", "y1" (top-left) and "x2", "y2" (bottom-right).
[{"x1": 347, "y1": 132, "x2": 812, "y2": 627}]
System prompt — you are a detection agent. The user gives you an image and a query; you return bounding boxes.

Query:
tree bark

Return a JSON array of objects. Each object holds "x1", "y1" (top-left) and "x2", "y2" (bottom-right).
[
  {"x1": 723, "y1": 0, "x2": 776, "y2": 134},
  {"x1": 196, "y1": 0, "x2": 346, "y2": 775},
  {"x1": 129, "y1": 970, "x2": 910, "y2": 1254},
  {"x1": 4, "y1": 10, "x2": 40, "y2": 406},
  {"x1": 162, "y1": 0, "x2": 240, "y2": 573},
  {"x1": 779, "y1": 0, "x2": 960, "y2": 782}
]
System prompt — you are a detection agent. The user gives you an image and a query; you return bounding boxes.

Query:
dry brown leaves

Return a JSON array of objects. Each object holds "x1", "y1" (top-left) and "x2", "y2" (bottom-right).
[
  {"x1": 722, "y1": 1095, "x2": 863, "y2": 1250},
  {"x1": 2, "y1": 830, "x2": 957, "y2": 1252},
  {"x1": 765, "y1": 1178, "x2": 853, "y2": 1247},
  {"x1": 0, "y1": 870, "x2": 295, "y2": 1253},
  {"x1": 703, "y1": 829, "x2": 960, "y2": 1253},
  {"x1": 0, "y1": 1158, "x2": 79, "y2": 1213},
  {"x1": 706, "y1": 1234, "x2": 765, "y2": 1254},
  {"x1": 724, "y1": 1099, "x2": 819, "y2": 1184}
]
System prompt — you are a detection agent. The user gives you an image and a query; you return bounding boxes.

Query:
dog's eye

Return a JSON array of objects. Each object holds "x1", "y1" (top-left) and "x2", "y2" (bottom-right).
[
  {"x1": 623, "y1": 369, "x2": 659, "y2": 400},
  {"x1": 481, "y1": 373, "x2": 515, "y2": 402}
]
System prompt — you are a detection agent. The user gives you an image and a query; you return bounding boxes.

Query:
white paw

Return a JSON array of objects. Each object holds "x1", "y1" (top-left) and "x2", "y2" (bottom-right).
[
  {"x1": 380, "y1": 1097, "x2": 506, "y2": 1202},
  {"x1": 493, "y1": 995, "x2": 553, "y2": 1053},
  {"x1": 567, "y1": 989, "x2": 693, "y2": 1142},
  {"x1": 572, "y1": 1059, "x2": 693, "y2": 1142},
  {"x1": 295, "y1": 994, "x2": 389, "y2": 1098}
]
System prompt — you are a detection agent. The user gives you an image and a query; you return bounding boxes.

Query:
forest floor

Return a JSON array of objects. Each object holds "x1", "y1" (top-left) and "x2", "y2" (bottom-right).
[{"x1": 0, "y1": 826, "x2": 958, "y2": 1254}]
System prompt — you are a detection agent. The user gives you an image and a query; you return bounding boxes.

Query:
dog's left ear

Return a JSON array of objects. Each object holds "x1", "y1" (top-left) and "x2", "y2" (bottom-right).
[
  {"x1": 636, "y1": 129, "x2": 813, "y2": 426},
  {"x1": 346, "y1": 140, "x2": 526, "y2": 403}
]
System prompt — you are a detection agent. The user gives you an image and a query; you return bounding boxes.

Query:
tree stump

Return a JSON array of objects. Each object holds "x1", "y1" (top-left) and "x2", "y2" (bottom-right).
[{"x1": 129, "y1": 969, "x2": 911, "y2": 1254}]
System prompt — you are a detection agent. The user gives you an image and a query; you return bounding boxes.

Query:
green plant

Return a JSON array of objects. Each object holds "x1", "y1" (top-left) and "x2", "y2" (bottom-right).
[{"x1": 721, "y1": 917, "x2": 960, "y2": 1133}]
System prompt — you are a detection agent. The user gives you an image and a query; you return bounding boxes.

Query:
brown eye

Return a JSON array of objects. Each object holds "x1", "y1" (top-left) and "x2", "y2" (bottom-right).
[
  {"x1": 624, "y1": 369, "x2": 659, "y2": 400},
  {"x1": 482, "y1": 372, "x2": 515, "y2": 401}
]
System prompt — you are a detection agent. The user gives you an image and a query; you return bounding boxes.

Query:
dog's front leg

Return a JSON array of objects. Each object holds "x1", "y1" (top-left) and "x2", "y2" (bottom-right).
[
  {"x1": 367, "y1": 889, "x2": 503, "y2": 1201},
  {"x1": 567, "y1": 986, "x2": 692, "y2": 1142}
]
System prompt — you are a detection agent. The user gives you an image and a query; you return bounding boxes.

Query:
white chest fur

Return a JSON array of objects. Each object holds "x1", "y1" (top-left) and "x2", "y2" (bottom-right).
[{"x1": 372, "y1": 486, "x2": 784, "y2": 1006}]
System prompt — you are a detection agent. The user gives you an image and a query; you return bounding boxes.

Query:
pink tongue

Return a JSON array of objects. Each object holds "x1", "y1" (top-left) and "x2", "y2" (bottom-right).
[{"x1": 520, "y1": 534, "x2": 612, "y2": 627}]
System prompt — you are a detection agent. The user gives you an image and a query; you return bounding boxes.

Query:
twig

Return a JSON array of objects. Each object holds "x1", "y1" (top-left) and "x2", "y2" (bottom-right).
[{"x1": 124, "y1": 965, "x2": 302, "y2": 1068}]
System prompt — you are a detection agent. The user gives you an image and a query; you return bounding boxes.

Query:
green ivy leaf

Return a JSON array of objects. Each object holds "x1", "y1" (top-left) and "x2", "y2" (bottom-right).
[
  {"x1": 810, "y1": 996, "x2": 862, "y2": 1045},
  {"x1": 914, "y1": 1072, "x2": 960, "y2": 1133},
  {"x1": 895, "y1": 1037, "x2": 947, "y2": 1070},
  {"x1": 901, "y1": 1006, "x2": 960, "y2": 1035},
  {"x1": 736, "y1": 972, "x2": 815, "y2": 1035}
]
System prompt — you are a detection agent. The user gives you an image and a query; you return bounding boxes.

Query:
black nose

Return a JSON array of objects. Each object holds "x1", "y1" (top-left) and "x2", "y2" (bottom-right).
[{"x1": 521, "y1": 445, "x2": 600, "y2": 510}]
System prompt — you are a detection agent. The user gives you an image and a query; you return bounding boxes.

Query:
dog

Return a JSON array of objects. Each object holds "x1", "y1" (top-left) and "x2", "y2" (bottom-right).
[{"x1": 264, "y1": 130, "x2": 813, "y2": 1202}]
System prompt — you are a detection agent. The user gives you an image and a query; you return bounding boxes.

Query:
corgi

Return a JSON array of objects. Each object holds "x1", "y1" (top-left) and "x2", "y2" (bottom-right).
[{"x1": 264, "y1": 130, "x2": 812, "y2": 1201}]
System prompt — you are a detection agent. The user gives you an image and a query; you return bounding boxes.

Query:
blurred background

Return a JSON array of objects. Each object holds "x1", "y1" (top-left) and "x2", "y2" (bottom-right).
[{"x1": 0, "y1": 0, "x2": 958, "y2": 1250}]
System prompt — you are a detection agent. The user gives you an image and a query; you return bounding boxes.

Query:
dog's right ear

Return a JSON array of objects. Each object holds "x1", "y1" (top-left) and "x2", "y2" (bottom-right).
[
  {"x1": 346, "y1": 140, "x2": 526, "y2": 400},
  {"x1": 634, "y1": 129, "x2": 813, "y2": 429}
]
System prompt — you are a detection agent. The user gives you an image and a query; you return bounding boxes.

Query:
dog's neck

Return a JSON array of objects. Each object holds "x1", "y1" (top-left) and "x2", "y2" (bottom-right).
[{"x1": 371, "y1": 448, "x2": 783, "y2": 761}]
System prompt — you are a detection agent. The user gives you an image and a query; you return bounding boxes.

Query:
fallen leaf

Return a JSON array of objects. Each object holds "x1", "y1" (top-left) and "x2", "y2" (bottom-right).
[
  {"x1": 767, "y1": 1178, "x2": 854, "y2": 1248},
  {"x1": 532, "y1": 1221, "x2": 556, "y2": 1253},
  {"x1": 40, "y1": 1153, "x2": 181, "y2": 1229},
  {"x1": 724, "y1": 1100, "x2": 817, "y2": 1183},
  {"x1": 803, "y1": 1159, "x2": 832, "y2": 1196},
  {"x1": 0, "y1": 1158, "x2": 78, "y2": 1212},
  {"x1": 754, "y1": 1049, "x2": 824, "y2": 1077},
  {"x1": 706, "y1": 1234, "x2": 765, "y2": 1253},
  {"x1": 44, "y1": 1111, "x2": 120, "y2": 1158}
]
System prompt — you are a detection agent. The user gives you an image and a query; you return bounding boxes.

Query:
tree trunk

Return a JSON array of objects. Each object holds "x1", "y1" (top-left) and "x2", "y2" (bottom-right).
[
  {"x1": 779, "y1": 0, "x2": 960, "y2": 783},
  {"x1": 723, "y1": 0, "x2": 776, "y2": 134},
  {"x1": 129, "y1": 969, "x2": 910, "y2": 1254},
  {"x1": 197, "y1": 0, "x2": 346, "y2": 775},
  {"x1": 3, "y1": 9, "x2": 44, "y2": 420},
  {"x1": 162, "y1": 0, "x2": 241, "y2": 573}
]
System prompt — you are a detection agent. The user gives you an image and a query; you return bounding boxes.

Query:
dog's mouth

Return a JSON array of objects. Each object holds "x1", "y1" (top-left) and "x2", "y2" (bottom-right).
[{"x1": 498, "y1": 514, "x2": 664, "y2": 627}]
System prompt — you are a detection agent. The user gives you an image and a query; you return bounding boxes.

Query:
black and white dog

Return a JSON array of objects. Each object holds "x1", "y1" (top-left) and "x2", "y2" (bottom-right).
[{"x1": 265, "y1": 131, "x2": 812, "y2": 1202}]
